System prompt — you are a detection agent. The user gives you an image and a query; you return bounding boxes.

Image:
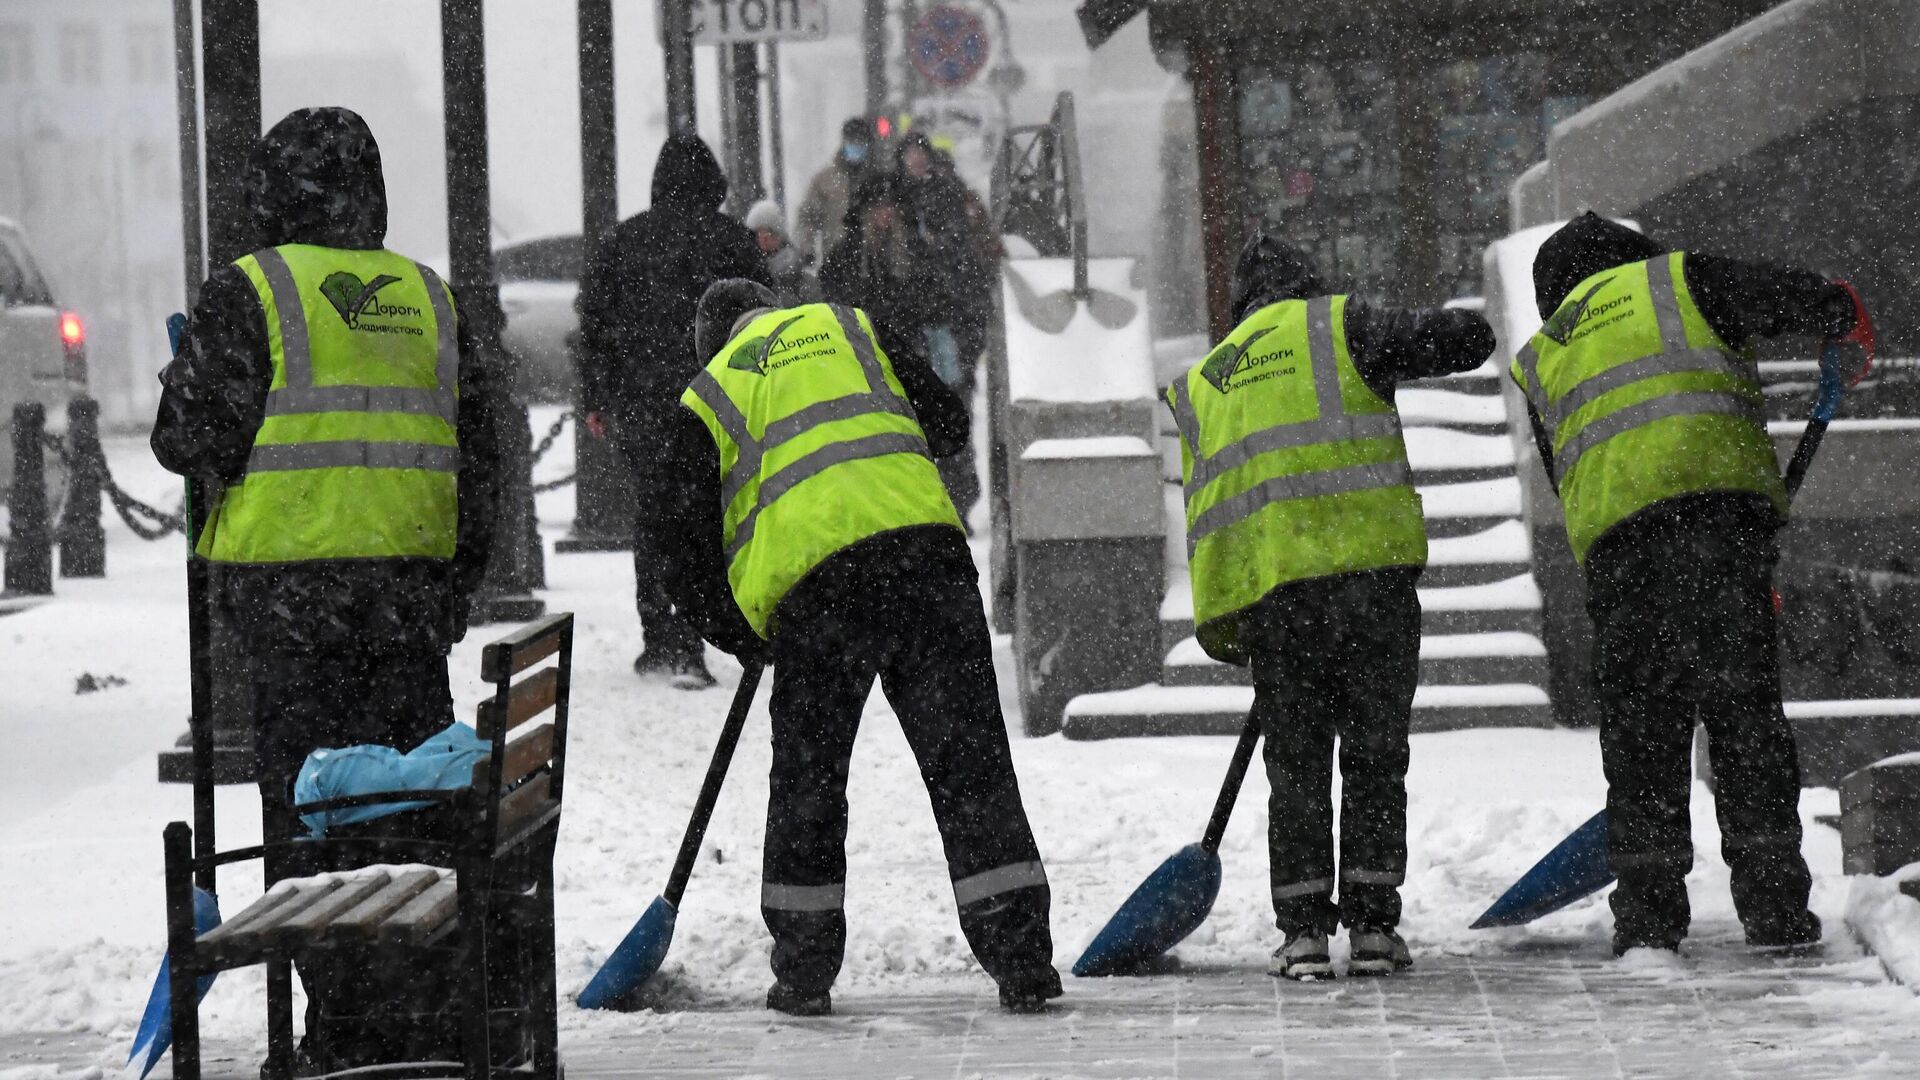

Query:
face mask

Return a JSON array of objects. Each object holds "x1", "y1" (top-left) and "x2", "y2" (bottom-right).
[{"x1": 842, "y1": 143, "x2": 867, "y2": 165}]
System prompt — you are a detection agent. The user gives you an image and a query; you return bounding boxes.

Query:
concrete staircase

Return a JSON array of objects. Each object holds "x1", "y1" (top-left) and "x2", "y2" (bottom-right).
[{"x1": 1062, "y1": 359, "x2": 1554, "y2": 739}]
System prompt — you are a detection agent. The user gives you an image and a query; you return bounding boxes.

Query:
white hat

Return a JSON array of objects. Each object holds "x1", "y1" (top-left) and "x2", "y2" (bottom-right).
[{"x1": 745, "y1": 199, "x2": 786, "y2": 236}]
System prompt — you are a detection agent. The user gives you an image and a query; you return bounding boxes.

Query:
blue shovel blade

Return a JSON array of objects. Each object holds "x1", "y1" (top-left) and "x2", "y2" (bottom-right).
[
  {"x1": 128, "y1": 887, "x2": 222, "y2": 1079},
  {"x1": 1073, "y1": 843, "x2": 1223, "y2": 977},
  {"x1": 1472, "y1": 810, "x2": 1615, "y2": 929},
  {"x1": 577, "y1": 894, "x2": 677, "y2": 1010}
]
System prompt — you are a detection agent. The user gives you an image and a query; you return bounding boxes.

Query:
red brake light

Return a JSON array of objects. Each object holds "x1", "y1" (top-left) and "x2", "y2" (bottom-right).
[
  {"x1": 59, "y1": 312, "x2": 84, "y2": 348},
  {"x1": 874, "y1": 115, "x2": 892, "y2": 138}
]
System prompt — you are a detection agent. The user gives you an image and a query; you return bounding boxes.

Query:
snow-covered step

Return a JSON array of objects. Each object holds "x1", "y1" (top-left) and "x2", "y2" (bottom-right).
[
  {"x1": 1430, "y1": 520, "x2": 1531, "y2": 565},
  {"x1": 1404, "y1": 428, "x2": 1518, "y2": 479},
  {"x1": 1062, "y1": 681, "x2": 1552, "y2": 739},
  {"x1": 1162, "y1": 631, "x2": 1548, "y2": 689},
  {"x1": 1419, "y1": 477, "x2": 1523, "y2": 520},
  {"x1": 1397, "y1": 387, "x2": 1511, "y2": 428}
]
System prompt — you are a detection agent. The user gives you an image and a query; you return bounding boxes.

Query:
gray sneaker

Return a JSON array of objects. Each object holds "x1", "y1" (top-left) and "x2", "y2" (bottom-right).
[
  {"x1": 1348, "y1": 926, "x2": 1413, "y2": 976},
  {"x1": 1268, "y1": 929, "x2": 1333, "y2": 981}
]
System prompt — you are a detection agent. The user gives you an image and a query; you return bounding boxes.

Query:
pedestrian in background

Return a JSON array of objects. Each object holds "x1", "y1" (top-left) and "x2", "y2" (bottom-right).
[
  {"x1": 746, "y1": 199, "x2": 822, "y2": 306},
  {"x1": 651, "y1": 278, "x2": 1062, "y2": 1017},
  {"x1": 1168, "y1": 233, "x2": 1494, "y2": 981},
  {"x1": 575, "y1": 133, "x2": 769, "y2": 690},
  {"x1": 151, "y1": 106, "x2": 502, "y2": 1070},
  {"x1": 795, "y1": 117, "x2": 874, "y2": 268},
  {"x1": 1518, "y1": 211, "x2": 1870, "y2": 957}
]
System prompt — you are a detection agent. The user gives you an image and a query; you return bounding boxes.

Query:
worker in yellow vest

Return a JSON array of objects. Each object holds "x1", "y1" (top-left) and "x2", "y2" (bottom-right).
[
  {"x1": 1519, "y1": 212, "x2": 1870, "y2": 957},
  {"x1": 1171, "y1": 234, "x2": 1494, "y2": 980},
  {"x1": 653, "y1": 279, "x2": 1060, "y2": 1016},
  {"x1": 152, "y1": 107, "x2": 502, "y2": 1069}
]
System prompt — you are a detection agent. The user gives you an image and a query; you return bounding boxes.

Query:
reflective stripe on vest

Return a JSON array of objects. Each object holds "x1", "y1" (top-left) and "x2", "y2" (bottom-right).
[
  {"x1": 1172, "y1": 295, "x2": 1426, "y2": 663},
  {"x1": 680, "y1": 303, "x2": 960, "y2": 637},
  {"x1": 1513, "y1": 252, "x2": 1783, "y2": 562},
  {"x1": 197, "y1": 244, "x2": 460, "y2": 564}
]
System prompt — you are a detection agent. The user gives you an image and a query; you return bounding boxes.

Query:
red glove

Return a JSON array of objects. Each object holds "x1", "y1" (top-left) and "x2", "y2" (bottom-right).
[
  {"x1": 583, "y1": 411, "x2": 606, "y2": 440},
  {"x1": 1830, "y1": 280, "x2": 1876, "y2": 385}
]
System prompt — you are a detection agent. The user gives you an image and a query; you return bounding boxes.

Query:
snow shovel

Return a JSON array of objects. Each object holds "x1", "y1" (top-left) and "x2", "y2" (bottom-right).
[
  {"x1": 578, "y1": 662, "x2": 765, "y2": 1009},
  {"x1": 1004, "y1": 262, "x2": 1138, "y2": 335},
  {"x1": 1474, "y1": 293, "x2": 1877, "y2": 930},
  {"x1": 126, "y1": 885, "x2": 222, "y2": 1079},
  {"x1": 1073, "y1": 711, "x2": 1262, "y2": 976}
]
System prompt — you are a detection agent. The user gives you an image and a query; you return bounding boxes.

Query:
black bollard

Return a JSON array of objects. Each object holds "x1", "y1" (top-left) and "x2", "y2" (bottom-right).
[
  {"x1": 58, "y1": 397, "x2": 106, "y2": 578},
  {"x1": 5, "y1": 402, "x2": 53, "y2": 595}
]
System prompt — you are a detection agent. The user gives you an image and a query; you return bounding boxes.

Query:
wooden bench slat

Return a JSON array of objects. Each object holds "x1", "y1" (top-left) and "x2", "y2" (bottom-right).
[
  {"x1": 477, "y1": 666, "x2": 560, "y2": 739},
  {"x1": 330, "y1": 868, "x2": 445, "y2": 935},
  {"x1": 201, "y1": 878, "x2": 341, "y2": 946},
  {"x1": 474, "y1": 723, "x2": 555, "y2": 792},
  {"x1": 497, "y1": 774, "x2": 556, "y2": 842},
  {"x1": 377, "y1": 875, "x2": 461, "y2": 946},
  {"x1": 272, "y1": 872, "x2": 395, "y2": 945},
  {"x1": 480, "y1": 614, "x2": 570, "y2": 682},
  {"x1": 199, "y1": 883, "x2": 307, "y2": 946}
]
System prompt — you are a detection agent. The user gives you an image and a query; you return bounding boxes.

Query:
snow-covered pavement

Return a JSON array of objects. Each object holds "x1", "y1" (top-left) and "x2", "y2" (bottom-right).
[{"x1": 2, "y1": 428, "x2": 1917, "y2": 1078}]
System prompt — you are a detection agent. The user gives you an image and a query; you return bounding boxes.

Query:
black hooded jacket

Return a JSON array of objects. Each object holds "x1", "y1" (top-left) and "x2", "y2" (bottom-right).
[
  {"x1": 1224, "y1": 238, "x2": 1497, "y2": 400},
  {"x1": 1523, "y1": 212, "x2": 1856, "y2": 487},
  {"x1": 150, "y1": 107, "x2": 502, "y2": 657},
  {"x1": 575, "y1": 136, "x2": 770, "y2": 425}
]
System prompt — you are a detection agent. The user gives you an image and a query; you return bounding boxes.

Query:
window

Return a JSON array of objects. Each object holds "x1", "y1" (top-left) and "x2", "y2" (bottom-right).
[
  {"x1": 0, "y1": 26, "x2": 32, "y2": 85},
  {"x1": 59, "y1": 26, "x2": 101, "y2": 87},
  {"x1": 127, "y1": 25, "x2": 169, "y2": 84}
]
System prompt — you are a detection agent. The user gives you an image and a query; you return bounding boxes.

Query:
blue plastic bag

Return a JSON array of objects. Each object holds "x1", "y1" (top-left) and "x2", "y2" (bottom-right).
[{"x1": 295, "y1": 722, "x2": 488, "y2": 835}]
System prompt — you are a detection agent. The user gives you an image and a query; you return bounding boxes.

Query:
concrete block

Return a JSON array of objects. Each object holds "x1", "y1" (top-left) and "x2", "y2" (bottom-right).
[
  {"x1": 1841, "y1": 755, "x2": 1920, "y2": 875},
  {"x1": 1548, "y1": 0, "x2": 1918, "y2": 217},
  {"x1": 1012, "y1": 436, "x2": 1162, "y2": 541},
  {"x1": 1013, "y1": 537, "x2": 1164, "y2": 737}
]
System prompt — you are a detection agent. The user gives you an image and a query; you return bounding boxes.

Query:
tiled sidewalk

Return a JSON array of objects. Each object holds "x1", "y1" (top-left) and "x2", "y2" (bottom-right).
[{"x1": 10, "y1": 929, "x2": 1917, "y2": 1078}]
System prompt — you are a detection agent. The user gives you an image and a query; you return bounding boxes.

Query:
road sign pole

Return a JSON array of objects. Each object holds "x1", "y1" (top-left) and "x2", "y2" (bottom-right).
[
  {"x1": 726, "y1": 42, "x2": 765, "y2": 206},
  {"x1": 663, "y1": 0, "x2": 697, "y2": 135},
  {"x1": 766, "y1": 42, "x2": 785, "y2": 208}
]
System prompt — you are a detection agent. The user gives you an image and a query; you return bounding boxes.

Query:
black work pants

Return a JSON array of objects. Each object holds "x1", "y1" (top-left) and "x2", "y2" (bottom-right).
[
  {"x1": 1249, "y1": 568, "x2": 1420, "y2": 935},
  {"x1": 761, "y1": 532, "x2": 1053, "y2": 994},
  {"x1": 248, "y1": 648, "x2": 463, "y2": 1070},
  {"x1": 1586, "y1": 496, "x2": 1813, "y2": 946},
  {"x1": 618, "y1": 422, "x2": 703, "y2": 666}
]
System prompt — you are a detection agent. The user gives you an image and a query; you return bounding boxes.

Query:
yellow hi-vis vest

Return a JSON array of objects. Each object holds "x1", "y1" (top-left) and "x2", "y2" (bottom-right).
[
  {"x1": 680, "y1": 303, "x2": 961, "y2": 638},
  {"x1": 1169, "y1": 294, "x2": 1427, "y2": 665},
  {"x1": 1510, "y1": 252, "x2": 1785, "y2": 564},
  {"x1": 195, "y1": 244, "x2": 461, "y2": 564}
]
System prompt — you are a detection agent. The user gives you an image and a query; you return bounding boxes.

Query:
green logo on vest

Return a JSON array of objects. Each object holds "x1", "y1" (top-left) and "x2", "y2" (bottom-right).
[
  {"x1": 1541, "y1": 276, "x2": 1614, "y2": 347},
  {"x1": 727, "y1": 336, "x2": 772, "y2": 374},
  {"x1": 320, "y1": 271, "x2": 415, "y2": 330},
  {"x1": 723, "y1": 317, "x2": 833, "y2": 376},
  {"x1": 1199, "y1": 328, "x2": 1293, "y2": 393}
]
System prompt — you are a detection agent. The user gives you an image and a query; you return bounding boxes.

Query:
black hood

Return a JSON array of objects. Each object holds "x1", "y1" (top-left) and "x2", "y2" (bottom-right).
[
  {"x1": 247, "y1": 107, "x2": 388, "y2": 250},
  {"x1": 1532, "y1": 211, "x2": 1663, "y2": 318},
  {"x1": 1230, "y1": 232, "x2": 1324, "y2": 323},
  {"x1": 651, "y1": 134, "x2": 729, "y2": 212}
]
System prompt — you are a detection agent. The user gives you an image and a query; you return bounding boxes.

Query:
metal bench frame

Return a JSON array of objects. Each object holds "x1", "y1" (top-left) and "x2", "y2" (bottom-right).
[{"x1": 160, "y1": 612, "x2": 574, "y2": 1080}]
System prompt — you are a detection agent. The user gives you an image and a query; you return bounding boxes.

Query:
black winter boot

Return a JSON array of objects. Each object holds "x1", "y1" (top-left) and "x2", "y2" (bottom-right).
[
  {"x1": 996, "y1": 966, "x2": 1063, "y2": 1013},
  {"x1": 766, "y1": 982, "x2": 831, "y2": 1017}
]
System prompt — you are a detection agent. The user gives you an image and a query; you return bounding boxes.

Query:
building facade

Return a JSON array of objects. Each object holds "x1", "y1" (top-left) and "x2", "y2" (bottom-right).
[{"x1": 0, "y1": 1, "x2": 181, "y2": 427}]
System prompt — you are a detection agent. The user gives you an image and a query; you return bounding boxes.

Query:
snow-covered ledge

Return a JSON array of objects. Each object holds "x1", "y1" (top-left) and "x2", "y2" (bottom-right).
[{"x1": 1846, "y1": 863, "x2": 1920, "y2": 991}]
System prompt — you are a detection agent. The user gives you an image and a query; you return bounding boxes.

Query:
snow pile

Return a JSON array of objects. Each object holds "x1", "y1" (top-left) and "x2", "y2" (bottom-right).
[{"x1": 1846, "y1": 863, "x2": 1920, "y2": 990}]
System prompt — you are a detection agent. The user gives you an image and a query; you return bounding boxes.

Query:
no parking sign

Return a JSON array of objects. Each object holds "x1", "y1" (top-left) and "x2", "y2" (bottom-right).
[{"x1": 911, "y1": 6, "x2": 990, "y2": 90}]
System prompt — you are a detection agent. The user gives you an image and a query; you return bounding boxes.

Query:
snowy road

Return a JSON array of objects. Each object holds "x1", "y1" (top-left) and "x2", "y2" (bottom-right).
[{"x1": 2, "y1": 428, "x2": 1917, "y2": 1078}]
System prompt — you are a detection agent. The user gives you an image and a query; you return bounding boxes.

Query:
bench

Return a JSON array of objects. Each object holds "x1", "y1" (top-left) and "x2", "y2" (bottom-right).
[{"x1": 161, "y1": 612, "x2": 574, "y2": 1080}]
